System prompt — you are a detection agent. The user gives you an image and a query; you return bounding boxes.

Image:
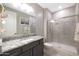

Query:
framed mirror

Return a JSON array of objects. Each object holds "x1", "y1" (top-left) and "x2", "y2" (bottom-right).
[{"x1": 1, "y1": 3, "x2": 36, "y2": 42}]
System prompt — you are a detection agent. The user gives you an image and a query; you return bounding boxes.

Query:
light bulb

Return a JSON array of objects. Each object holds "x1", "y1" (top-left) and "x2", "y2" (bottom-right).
[{"x1": 2, "y1": 20, "x2": 6, "y2": 24}]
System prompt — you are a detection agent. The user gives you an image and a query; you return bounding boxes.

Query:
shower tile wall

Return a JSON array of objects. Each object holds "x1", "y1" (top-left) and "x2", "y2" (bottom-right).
[
  {"x1": 47, "y1": 5, "x2": 77, "y2": 46},
  {"x1": 52, "y1": 17, "x2": 76, "y2": 46}
]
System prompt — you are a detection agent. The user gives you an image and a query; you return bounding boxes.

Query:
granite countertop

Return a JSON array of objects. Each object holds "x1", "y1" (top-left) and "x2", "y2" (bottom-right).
[{"x1": 2, "y1": 36, "x2": 43, "y2": 53}]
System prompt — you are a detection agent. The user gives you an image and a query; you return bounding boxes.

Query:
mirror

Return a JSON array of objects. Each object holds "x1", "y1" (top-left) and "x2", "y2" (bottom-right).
[{"x1": 2, "y1": 3, "x2": 37, "y2": 42}]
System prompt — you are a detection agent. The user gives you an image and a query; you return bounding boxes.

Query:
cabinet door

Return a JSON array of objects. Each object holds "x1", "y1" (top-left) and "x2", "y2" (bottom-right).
[
  {"x1": 3, "y1": 47, "x2": 21, "y2": 56},
  {"x1": 32, "y1": 44, "x2": 43, "y2": 56},
  {"x1": 21, "y1": 49, "x2": 32, "y2": 56},
  {"x1": 22, "y1": 40, "x2": 39, "y2": 52}
]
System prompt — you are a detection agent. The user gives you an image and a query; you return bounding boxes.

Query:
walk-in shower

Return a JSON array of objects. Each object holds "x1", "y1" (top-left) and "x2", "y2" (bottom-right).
[{"x1": 44, "y1": 4, "x2": 79, "y2": 56}]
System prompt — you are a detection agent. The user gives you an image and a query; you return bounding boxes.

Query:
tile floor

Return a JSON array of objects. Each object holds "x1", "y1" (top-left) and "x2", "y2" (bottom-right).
[{"x1": 44, "y1": 42, "x2": 78, "y2": 56}]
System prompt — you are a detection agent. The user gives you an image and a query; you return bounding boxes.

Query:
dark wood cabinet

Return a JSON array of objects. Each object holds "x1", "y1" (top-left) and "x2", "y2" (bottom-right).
[
  {"x1": 2, "y1": 38, "x2": 44, "y2": 56},
  {"x1": 3, "y1": 47, "x2": 22, "y2": 56},
  {"x1": 32, "y1": 39, "x2": 43, "y2": 56},
  {"x1": 20, "y1": 49, "x2": 32, "y2": 56},
  {"x1": 32, "y1": 44, "x2": 43, "y2": 56}
]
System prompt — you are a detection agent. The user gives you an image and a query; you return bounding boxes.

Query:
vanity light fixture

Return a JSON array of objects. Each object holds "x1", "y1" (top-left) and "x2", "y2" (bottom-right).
[
  {"x1": 0, "y1": 28, "x2": 5, "y2": 33},
  {"x1": 0, "y1": 4, "x2": 6, "y2": 19}
]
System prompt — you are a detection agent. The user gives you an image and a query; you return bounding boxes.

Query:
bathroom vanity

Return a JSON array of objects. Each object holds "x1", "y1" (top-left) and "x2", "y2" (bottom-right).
[
  {"x1": 0, "y1": 4, "x2": 44, "y2": 56},
  {"x1": 1, "y1": 36, "x2": 44, "y2": 56}
]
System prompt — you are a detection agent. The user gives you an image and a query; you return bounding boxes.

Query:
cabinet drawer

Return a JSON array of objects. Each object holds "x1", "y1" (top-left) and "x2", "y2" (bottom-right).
[
  {"x1": 4, "y1": 47, "x2": 21, "y2": 56},
  {"x1": 22, "y1": 40, "x2": 39, "y2": 52}
]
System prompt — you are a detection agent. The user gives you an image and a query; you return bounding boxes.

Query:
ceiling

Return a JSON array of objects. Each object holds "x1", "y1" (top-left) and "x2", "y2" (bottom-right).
[{"x1": 38, "y1": 3, "x2": 75, "y2": 13}]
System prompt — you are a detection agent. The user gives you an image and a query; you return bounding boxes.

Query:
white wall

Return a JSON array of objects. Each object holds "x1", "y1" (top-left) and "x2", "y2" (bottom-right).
[{"x1": 3, "y1": 10, "x2": 17, "y2": 37}]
